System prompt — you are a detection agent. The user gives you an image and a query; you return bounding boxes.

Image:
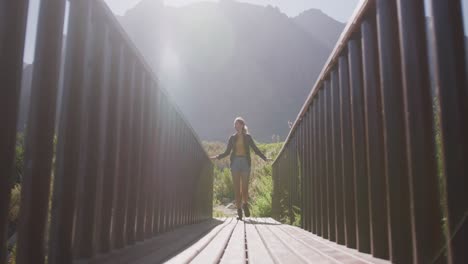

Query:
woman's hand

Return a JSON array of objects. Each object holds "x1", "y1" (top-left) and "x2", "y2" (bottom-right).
[{"x1": 210, "y1": 155, "x2": 218, "y2": 160}]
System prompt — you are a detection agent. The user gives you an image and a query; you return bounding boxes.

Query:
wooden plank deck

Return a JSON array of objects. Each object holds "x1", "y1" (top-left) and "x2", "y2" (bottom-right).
[{"x1": 104, "y1": 218, "x2": 390, "y2": 264}]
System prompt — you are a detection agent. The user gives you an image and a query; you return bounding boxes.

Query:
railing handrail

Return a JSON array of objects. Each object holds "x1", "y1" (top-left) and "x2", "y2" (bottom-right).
[{"x1": 273, "y1": 0, "x2": 371, "y2": 165}]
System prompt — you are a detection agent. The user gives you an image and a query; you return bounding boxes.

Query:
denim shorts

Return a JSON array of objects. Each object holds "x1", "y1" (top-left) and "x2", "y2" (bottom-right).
[{"x1": 231, "y1": 156, "x2": 250, "y2": 173}]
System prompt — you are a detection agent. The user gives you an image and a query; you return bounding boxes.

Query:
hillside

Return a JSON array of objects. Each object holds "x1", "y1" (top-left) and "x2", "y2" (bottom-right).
[
  {"x1": 118, "y1": 0, "x2": 344, "y2": 141},
  {"x1": 293, "y1": 8, "x2": 344, "y2": 50}
]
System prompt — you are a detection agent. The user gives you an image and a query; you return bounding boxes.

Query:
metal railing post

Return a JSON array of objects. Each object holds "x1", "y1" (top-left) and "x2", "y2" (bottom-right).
[
  {"x1": 331, "y1": 68, "x2": 345, "y2": 245},
  {"x1": 375, "y1": 0, "x2": 412, "y2": 262},
  {"x1": 15, "y1": 0, "x2": 67, "y2": 262},
  {"x1": 361, "y1": 14, "x2": 389, "y2": 259},
  {"x1": 338, "y1": 53, "x2": 357, "y2": 249},
  {"x1": 0, "y1": 2, "x2": 29, "y2": 261},
  {"x1": 348, "y1": 36, "x2": 371, "y2": 254},
  {"x1": 396, "y1": 0, "x2": 445, "y2": 262},
  {"x1": 429, "y1": 0, "x2": 468, "y2": 262}
]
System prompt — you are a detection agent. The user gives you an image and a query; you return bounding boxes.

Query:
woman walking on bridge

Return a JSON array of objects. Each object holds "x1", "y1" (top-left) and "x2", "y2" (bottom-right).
[{"x1": 211, "y1": 117, "x2": 271, "y2": 220}]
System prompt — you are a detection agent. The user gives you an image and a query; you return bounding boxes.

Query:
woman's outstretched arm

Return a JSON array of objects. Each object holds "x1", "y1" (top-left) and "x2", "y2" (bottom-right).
[
  {"x1": 247, "y1": 135, "x2": 268, "y2": 161},
  {"x1": 211, "y1": 136, "x2": 233, "y2": 160}
]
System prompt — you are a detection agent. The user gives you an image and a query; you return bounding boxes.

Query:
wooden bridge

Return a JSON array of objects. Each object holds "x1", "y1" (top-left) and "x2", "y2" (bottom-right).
[
  {"x1": 71, "y1": 217, "x2": 390, "y2": 264},
  {"x1": 1, "y1": 0, "x2": 467, "y2": 263}
]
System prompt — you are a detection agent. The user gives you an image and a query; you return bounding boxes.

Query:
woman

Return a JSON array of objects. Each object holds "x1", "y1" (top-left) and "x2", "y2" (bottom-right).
[{"x1": 211, "y1": 117, "x2": 271, "y2": 220}]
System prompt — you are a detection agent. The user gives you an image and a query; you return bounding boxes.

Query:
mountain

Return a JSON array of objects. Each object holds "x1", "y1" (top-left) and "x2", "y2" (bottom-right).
[
  {"x1": 293, "y1": 8, "x2": 344, "y2": 51},
  {"x1": 119, "y1": 0, "x2": 345, "y2": 142}
]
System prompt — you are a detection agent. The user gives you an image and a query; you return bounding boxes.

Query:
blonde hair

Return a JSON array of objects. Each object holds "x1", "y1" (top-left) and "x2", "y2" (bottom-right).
[{"x1": 234, "y1": 117, "x2": 248, "y2": 134}]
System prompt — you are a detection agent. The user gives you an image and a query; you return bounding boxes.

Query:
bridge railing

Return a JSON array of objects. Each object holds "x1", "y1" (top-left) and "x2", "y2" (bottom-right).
[
  {"x1": 272, "y1": 0, "x2": 467, "y2": 263},
  {"x1": 1, "y1": 0, "x2": 213, "y2": 263}
]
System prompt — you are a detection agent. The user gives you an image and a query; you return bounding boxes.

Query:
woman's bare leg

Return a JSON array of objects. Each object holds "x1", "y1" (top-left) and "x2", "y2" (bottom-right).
[
  {"x1": 240, "y1": 172, "x2": 249, "y2": 204},
  {"x1": 232, "y1": 171, "x2": 242, "y2": 209}
]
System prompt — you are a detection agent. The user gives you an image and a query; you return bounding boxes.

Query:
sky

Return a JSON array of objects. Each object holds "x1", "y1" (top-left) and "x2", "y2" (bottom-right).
[
  {"x1": 108, "y1": 0, "x2": 360, "y2": 22},
  {"x1": 23, "y1": 0, "x2": 468, "y2": 64}
]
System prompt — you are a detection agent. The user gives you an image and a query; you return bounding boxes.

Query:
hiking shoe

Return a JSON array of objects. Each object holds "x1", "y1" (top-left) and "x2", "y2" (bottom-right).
[
  {"x1": 237, "y1": 208, "x2": 243, "y2": 220},
  {"x1": 243, "y1": 203, "x2": 250, "y2": 217}
]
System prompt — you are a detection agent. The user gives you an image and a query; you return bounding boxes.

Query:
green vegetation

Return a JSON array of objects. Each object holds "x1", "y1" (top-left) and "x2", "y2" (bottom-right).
[
  {"x1": 7, "y1": 186, "x2": 20, "y2": 264},
  {"x1": 249, "y1": 167, "x2": 273, "y2": 217},
  {"x1": 8, "y1": 185, "x2": 21, "y2": 225},
  {"x1": 8, "y1": 245, "x2": 16, "y2": 264},
  {"x1": 212, "y1": 208, "x2": 227, "y2": 218},
  {"x1": 7, "y1": 133, "x2": 56, "y2": 263},
  {"x1": 13, "y1": 134, "x2": 24, "y2": 185},
  {"x1": 7, "y1": 134, "x2": 24, "y2": 264},
  {"x1": 203, "y1": 140, "x2": 282, "y2": 218},
  {"x1": 433, "y1": 97, "x2": 449, "y2": 260}
]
